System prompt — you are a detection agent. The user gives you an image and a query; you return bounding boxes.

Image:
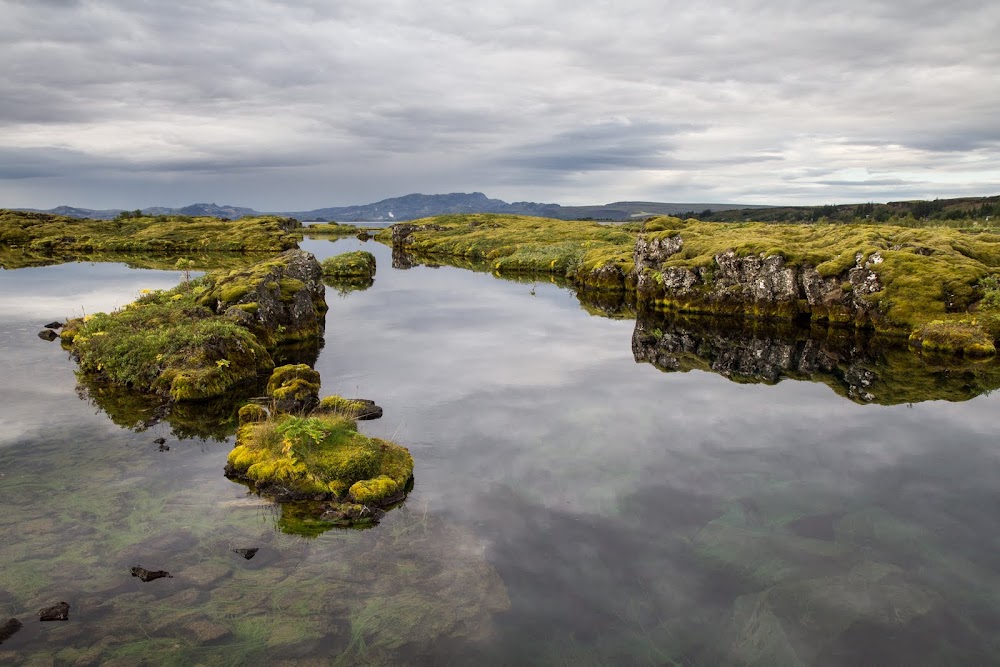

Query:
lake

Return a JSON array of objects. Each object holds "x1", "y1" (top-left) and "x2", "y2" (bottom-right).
[{"x1": 1, "y1": 236, "x2": 999, "y2": 665}]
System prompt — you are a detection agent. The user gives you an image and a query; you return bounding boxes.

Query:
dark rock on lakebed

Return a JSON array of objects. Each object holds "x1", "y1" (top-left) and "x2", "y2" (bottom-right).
[
  {"x1": 0, "y1": 618, "x2": 22, "y2": 643},
  {"x1": 153, "y1": 437, "x2": 166, "y2": 445},
  {"x1": 130, "y1": 566, "x2": 173, "y2": 582},
  {"x1": 39, "y1": 602, "x2": 70, "y2": 621},
  {"x1": 37, "y1": 329, "x2": 59, "y2": 341},
  {"x1": 232, "y1": 547, "x2": 259, "y2": 560}
]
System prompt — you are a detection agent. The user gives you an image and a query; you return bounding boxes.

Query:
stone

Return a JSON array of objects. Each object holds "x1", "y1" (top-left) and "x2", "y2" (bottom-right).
[
  {"x1": 0, "y1": 618, "x2": 22, "y2": 643},
  {"x1": 130, "y1": 566, "x2": 172, "y2": 582},
  {"x1": 37, "y1": 329, "x2": 59, "y2": 341},
  {"x1": 232, "y1": 547, "x2": 259, "y2": 560},
  {"x1": 39, "y1": 602, "x2": 70, "y2": 621},
  {"x1": 43, "y1": 321, "x2": 63, "y2": 329}
]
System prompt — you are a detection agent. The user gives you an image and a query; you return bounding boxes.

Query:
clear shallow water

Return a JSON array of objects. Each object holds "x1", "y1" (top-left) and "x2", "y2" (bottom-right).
[{"x1": 1, "y1": 240, "x2": 1000, "y2": 665}]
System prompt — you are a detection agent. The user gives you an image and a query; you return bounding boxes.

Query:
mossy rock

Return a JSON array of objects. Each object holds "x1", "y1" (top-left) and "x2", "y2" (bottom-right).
[
  {"x1": 62, "y1": 284, "x2": 274, "y2": 402},
  {"x1": 266, "y1": 364, "x2": 321, "y2": 412},
  {"x1": 225, "y1": 413, "x2": 414, "y2": 526},
  {"x1": 238, "y1": 404, "x2": 268, "y2": 425},
  {"x1": 198, "y1": 249, "x2": 327, "y2": 345},
  {"x1": 316, "y1": 395, "x2": 383, "y2": 420},
  {"x1": 321, "y1": 251, "x2": 376, "y2": 279}
]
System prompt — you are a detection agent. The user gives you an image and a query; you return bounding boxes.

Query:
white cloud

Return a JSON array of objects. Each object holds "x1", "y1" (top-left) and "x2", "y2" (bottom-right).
[{"x1": 1, "y1": 0, "x2": 998, "y2": 208}]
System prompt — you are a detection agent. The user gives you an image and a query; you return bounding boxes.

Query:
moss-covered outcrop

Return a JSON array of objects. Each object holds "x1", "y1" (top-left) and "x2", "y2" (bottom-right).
[
  {"x1": 61, "y1": 252, "x2": 328, "y2": 404},
  {"x1": 382, "y1": 214, "x2": 1000, "y2": 356},
  {"x1": 321, "y1": 250, "x2": 376, "y2": 278},
  {"x1": 196, "y1": 249, "x2": 327, "y2": 345},
  {"x1": 321, "y1": 250, "x2": 377, "y2": 292},
  {"x1": 265, "y1": 363, "x2": 321, "y2": 413},
  {"x1": 383, "y1": 214, "x2": 635, "y2": 291},
  {"x1": 0, "y1": 209, "x2": 300, "y2": 255},
  {"x1": 62, "y1": 285, "x2": 275, "y2": 402},
  {"x1": 225, "y1": 412, "x2": 413, "y2": 525},
  {"x1": 303, "y1": 221, "x2": 363, "y2": 237}
]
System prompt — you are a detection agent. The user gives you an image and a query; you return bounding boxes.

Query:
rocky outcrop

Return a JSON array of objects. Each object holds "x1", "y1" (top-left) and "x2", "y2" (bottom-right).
[
  {"x1": 390, "y1": 223, "x2": 446, "y2": 247},
  {"x1": 198, "y1": 249, "x2": 327, "y2": 344},
  {"x1": 632, "y1": 234, "x2": 884, "y2": 325}
]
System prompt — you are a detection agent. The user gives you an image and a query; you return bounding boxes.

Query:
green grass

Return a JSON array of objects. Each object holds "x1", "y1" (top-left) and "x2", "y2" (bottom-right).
[
  {"x1": 0, "y1": 209, "x2": 300, "y2": 253},
  {"x1": 62, "y1": 281, "x2": 274, "y2": 401}
]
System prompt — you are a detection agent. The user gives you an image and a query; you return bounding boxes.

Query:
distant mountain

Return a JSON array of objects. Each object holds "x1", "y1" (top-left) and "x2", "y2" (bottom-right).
[
  {"x1": 279, "y1": 192, "x2": 766, "y2": 221},
  {"x1": 11, "y1": 194, "x2": 769, "y2": 222}
]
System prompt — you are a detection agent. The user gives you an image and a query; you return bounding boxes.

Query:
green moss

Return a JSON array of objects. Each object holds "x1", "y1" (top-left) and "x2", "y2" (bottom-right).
[
  {"x1": 266, "y1": 364, "x2": 321, "y2": 397},
  {"x1": 0, "y1": 209, "x2": 299, "y2": 254},
  {"x1": 225, "y1": 412, "x2": 414, "y2": 512},
  {"x1": 387, "y1": 214, "x2": 1000, "y2": 355},
  {"x1": 62, "y1": 282, "x2": 274, "y2": 401},
  {"x1": 349, "y1": 475, "x2": 399, "y2": 504},
  {"x1": 321, "y1": 251, "x2": 377, "y2": 279},
  {"x1": 317, "y1": 395, "x2": 370, "y2": 416},
  {"x1": 238, "y1": 404, "x2": 267, "y2": 425}
]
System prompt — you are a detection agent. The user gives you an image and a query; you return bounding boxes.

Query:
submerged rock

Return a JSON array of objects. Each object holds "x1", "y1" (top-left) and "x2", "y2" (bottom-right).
[
  {"x1": 232, "y1": 547, "x2": 259, "y2": 560},
  {"x1": 37, "y1": 329, "x2": 59, "y2": 341},
  {"x1": 130, "y1": 566, "x2": 173, "y2": 582},
  {"x1": 39, "y1": 602, "x2": 70, "y2": 621},
  {"x1": 0, "y1": 618, "x2": 22, "y2": 643}
]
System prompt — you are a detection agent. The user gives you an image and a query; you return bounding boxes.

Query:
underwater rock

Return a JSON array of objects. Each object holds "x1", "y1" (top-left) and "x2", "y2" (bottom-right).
[
  {"x1": 197, "y1": 248, "x2": 327, "y2": 345},
  {"x1": 37, "y1": 329, "x2": 58, "y2": 341},
  {"x1": 232, "y1": 547, "x2": 259, "y2": 560},
  {"x1": 153, "y1": 437, "x2": 166, "y2": 445},
  {"x1": 158, "y1": 443, "x2": 170, "y2": 452},
  {"x1": 0, "y1": 618, "x2": 22, "y2": 643},
  {"x1": 39, "y1": 602, "x2": 70, "y2": 621},
  {"x1": 315, "y1": 396, "x2": 383, "y2": 420},
  {"x1": 130, "y1": 566, "x2": 173, "y2": 582},
  {"x1": 43, "y1": 321, "x2": 63, "y2": 329}
]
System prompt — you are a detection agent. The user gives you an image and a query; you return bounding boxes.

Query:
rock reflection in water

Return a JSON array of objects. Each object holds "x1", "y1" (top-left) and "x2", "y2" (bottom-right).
[{"x1": 632, "y1": 310, "x2": 1000, "y2": 405}]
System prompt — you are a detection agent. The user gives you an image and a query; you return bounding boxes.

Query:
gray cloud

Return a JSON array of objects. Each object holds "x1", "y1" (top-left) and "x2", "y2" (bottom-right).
[{"x1": 1, "y1": 0, "x2": 998, "y2": 208}]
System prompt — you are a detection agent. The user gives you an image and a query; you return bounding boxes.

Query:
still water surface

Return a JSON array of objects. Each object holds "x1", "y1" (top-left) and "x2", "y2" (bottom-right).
[{"x1": 1, "y1": 237, "x2": 999, "y2": 665}]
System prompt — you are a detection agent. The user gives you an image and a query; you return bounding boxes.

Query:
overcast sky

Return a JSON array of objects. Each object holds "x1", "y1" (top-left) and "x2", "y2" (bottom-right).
[{"x1": 2, "y1": 0, "x2": 999, "y2": 210}]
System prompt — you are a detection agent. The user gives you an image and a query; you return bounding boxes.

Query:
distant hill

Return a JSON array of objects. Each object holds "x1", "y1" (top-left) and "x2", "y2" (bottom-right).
[
  {"x1": 14, "y1": 193, "x2": 997, "y2": 224},
  {"x1": 280, "y1": 192, "x2": 767, "y2": 221}
]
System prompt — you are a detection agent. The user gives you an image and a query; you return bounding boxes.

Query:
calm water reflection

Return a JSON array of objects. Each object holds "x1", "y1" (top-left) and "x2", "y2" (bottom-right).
[{"x1": 1, "y1": 239, "x2": 999, "y2": 665}]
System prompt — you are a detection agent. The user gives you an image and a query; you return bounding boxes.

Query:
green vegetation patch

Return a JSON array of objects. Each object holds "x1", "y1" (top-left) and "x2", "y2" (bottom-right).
[
  {"x1": 62, "y1": 282, "x2": 274, "y2": 401},
  {"x1": 384, "y1": 214, "x2": 635, "y2": 290},
  {"x1": 0, "y1": 209, "x2": 300, "y2": 254},
  {"x1": 226, "y1": 412, "x2": 413, "y2": 507},
  {"x1": 304, "y1": 222, "x2": 362, "y2": 236},
  {"x1": 321, "y1": 250, "x2": 377, "y2": 278}
]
